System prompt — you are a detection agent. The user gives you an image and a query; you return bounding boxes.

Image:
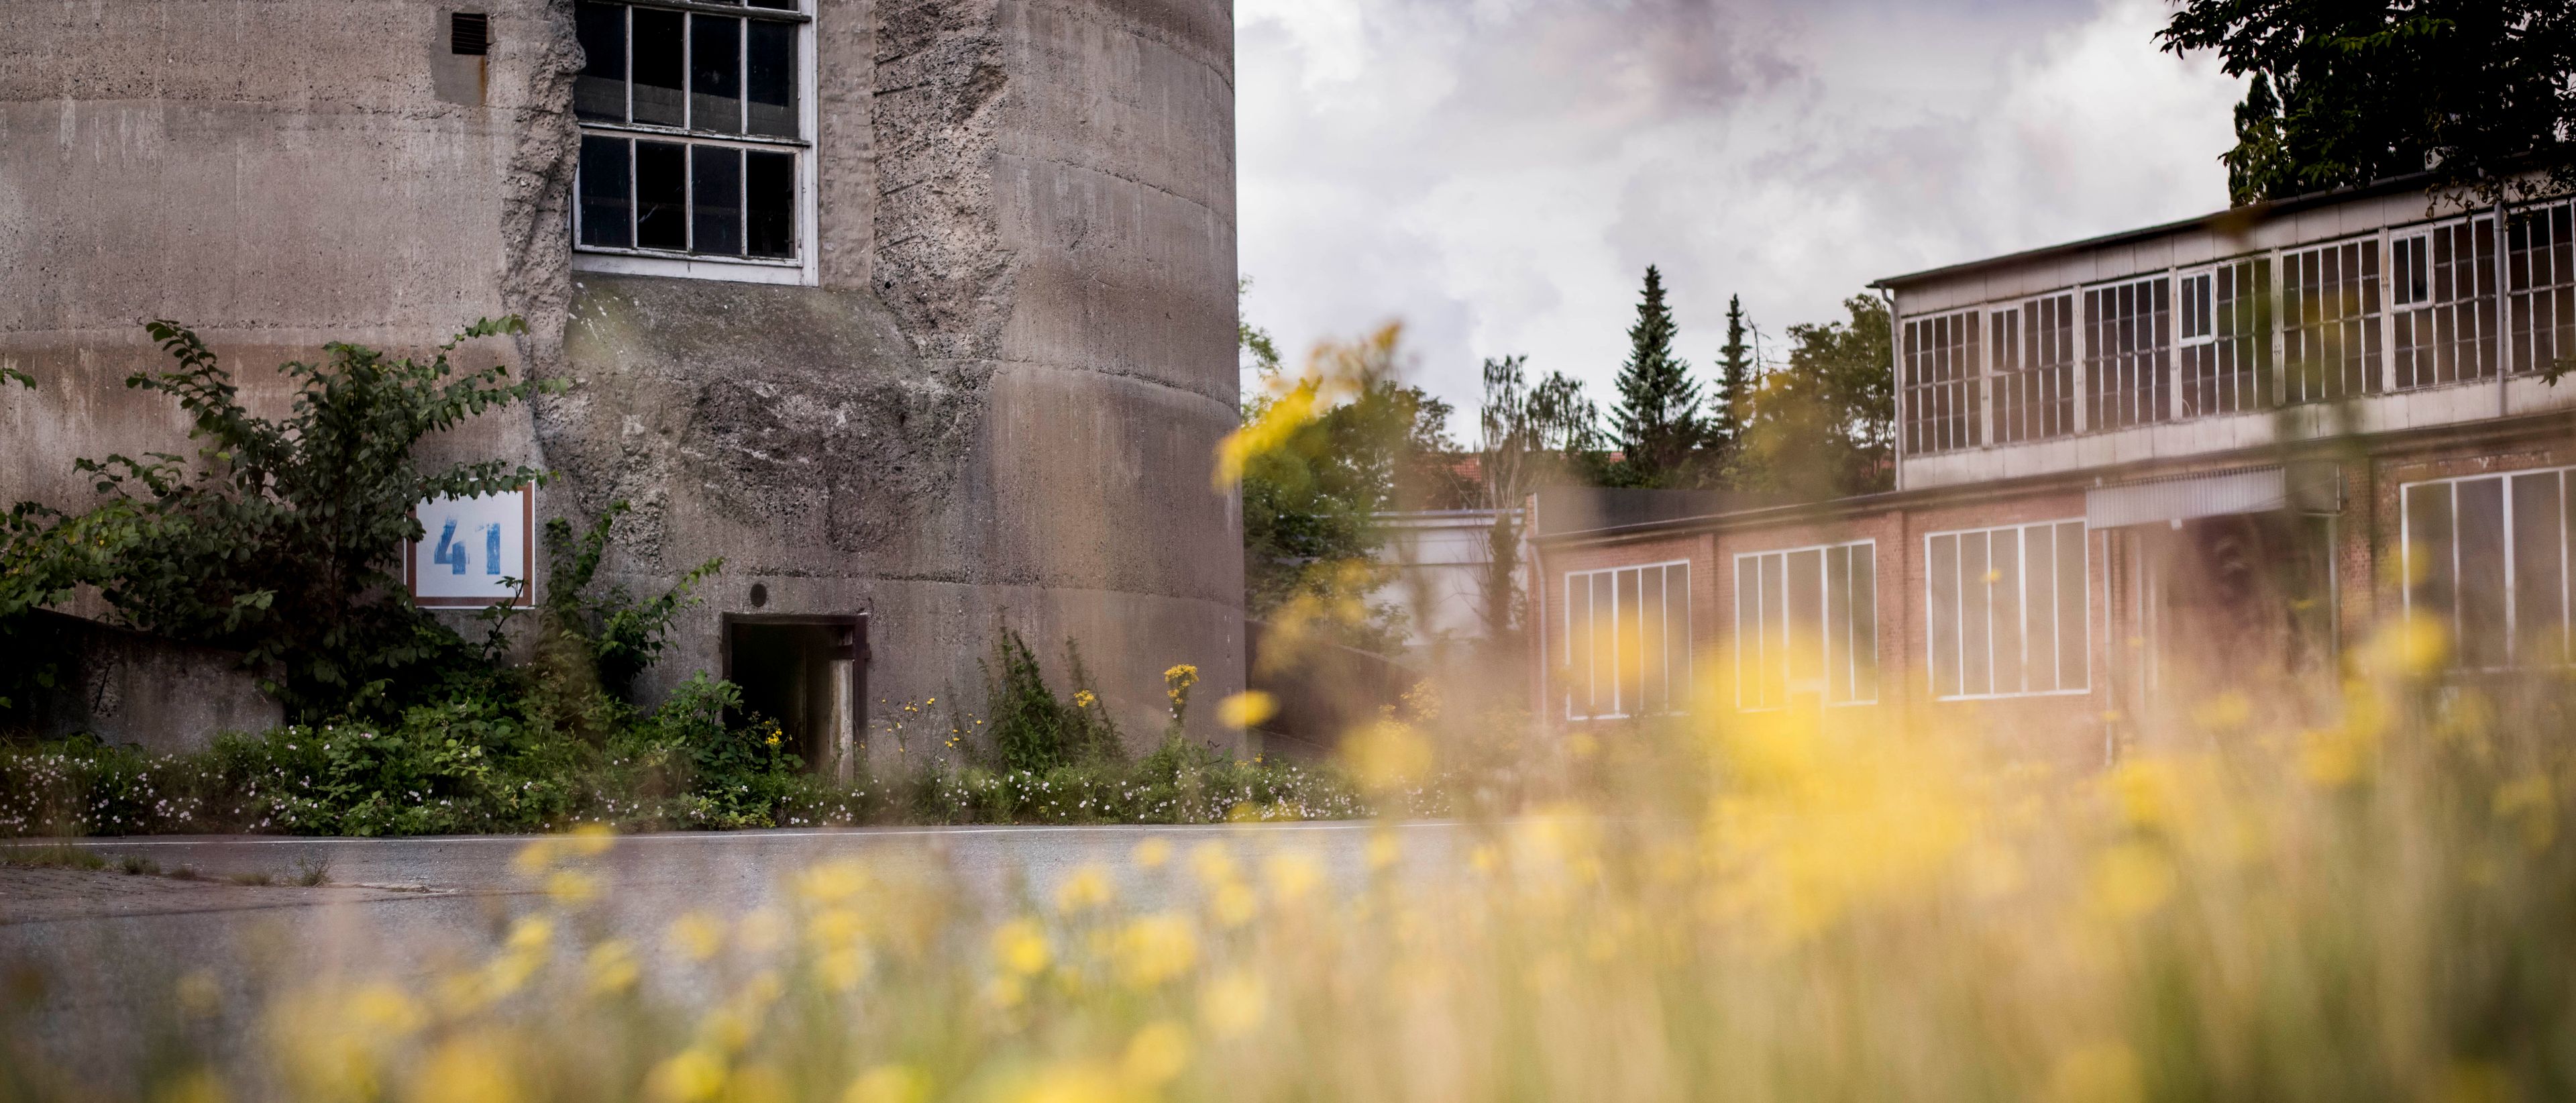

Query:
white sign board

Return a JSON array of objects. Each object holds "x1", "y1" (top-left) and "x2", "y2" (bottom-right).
[{"x1": 407, "y1": 486, "x2": 533, "y2": 608}]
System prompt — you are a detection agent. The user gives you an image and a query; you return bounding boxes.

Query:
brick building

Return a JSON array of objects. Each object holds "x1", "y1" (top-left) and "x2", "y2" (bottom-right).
[{"x1": 1531, "y1": 178, "x2": 2576, "y2": 767}]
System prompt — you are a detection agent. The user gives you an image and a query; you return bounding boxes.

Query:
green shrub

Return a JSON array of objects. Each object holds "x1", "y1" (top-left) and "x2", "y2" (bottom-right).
[{"x1": 981, "y1": 632, "x2": 1123, "y2": 773}]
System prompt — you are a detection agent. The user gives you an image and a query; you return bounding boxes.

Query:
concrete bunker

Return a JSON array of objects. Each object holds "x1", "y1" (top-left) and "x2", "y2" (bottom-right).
[{"x1": 722, "y1": 613, "x2": 865, "y2": 780}]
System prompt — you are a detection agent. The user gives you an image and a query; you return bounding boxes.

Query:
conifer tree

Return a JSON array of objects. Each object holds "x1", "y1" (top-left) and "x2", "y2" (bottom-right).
[
  {"x1": 1609, "y1": 266, "x2": 1703, "y2": 486},
  {"x1": 1708, "y1": 294, "x2": 1756, "y2": 478}
]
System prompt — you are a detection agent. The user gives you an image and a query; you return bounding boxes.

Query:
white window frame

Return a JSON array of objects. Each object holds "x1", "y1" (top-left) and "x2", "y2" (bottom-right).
[
  {"x1": 1923, "y1": 519, "x2": 2091, "y2": 702},
  {"x1": 2388, "y1": 212, "x2": 2500, "y2": 390},
  {"x1": 1562, "y1": 560, "x2": 1691, "y2": 721},
  {"x1": 2400, "y1": 464, "x2": 2575, "y2": 672},
  {"x1": 2506, "y1": 197, "x2": 2575, "y2": 378},
  {"x1": 2079, "y1": 274, "x2": 2175, "y2": 431},
  {"x1": 1733, "y1": 539, "x2": 1878, "y2": 711},
  {"x1": 2277, "y1": 233, "x2": 2385, "y2": 403},
  {"x1": 571, "y1": 0, "x2": 822, "y2": 286}
]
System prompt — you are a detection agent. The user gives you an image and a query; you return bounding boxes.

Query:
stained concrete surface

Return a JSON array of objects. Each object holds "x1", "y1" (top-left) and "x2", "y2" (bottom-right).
[{"x1": 0, "y1": 823, "x2": 1469, "y2": 1088}]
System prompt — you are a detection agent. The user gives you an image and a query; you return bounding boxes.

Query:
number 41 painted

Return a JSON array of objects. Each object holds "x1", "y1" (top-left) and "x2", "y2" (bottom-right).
[{"x1": 432, "y1": 519, "x2": 506, "y2": 576}]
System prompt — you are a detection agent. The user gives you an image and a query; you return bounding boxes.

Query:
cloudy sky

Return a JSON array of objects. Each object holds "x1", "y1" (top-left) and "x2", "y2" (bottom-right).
[{"x1": 1234, "y1": 0, "x2": 2247, "y2": 425}]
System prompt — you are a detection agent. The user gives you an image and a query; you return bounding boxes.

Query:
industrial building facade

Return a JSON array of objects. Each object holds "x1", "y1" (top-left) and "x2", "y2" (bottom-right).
[{"x1": 1533, "y1": 179, "x2": 2576, "y2": 764}]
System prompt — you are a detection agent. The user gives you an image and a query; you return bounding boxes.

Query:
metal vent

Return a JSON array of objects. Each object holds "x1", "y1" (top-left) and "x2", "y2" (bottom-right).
[{"x1": 451, "y1": 12, "x2": 490, "y2": 56}]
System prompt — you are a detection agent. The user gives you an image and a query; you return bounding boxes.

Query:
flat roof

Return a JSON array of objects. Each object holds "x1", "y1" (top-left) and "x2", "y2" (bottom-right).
[{"x1": 1868, "y1": 172, "x2": 2439, "y2": 292}]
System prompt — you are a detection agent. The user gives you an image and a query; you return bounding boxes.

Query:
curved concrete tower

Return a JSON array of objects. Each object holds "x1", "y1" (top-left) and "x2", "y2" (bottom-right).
[{"x1": 1, "y1": 0, "x2": 1244, "y2": 756}]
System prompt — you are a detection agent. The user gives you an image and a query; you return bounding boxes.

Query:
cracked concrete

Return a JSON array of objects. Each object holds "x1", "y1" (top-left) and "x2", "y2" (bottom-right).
[{"x1": 0, "y1": 0, "x2": 1243, "y2": 755}]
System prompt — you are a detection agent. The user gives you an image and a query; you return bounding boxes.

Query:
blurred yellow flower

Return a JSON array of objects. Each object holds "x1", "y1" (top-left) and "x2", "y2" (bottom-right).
[
  {"x1": 844, "y1": 1065, "x2": 929, "y2": 1103},
  {"x1": 993, "y1": 918, "x2": 1051, "y2": 976},
  {"x1": 647, "y1": 1048, "x2": 728, "y2": 1103},
  {"x1": 668, "y1": 912, "x2": 727, "y2": 963},
  {"x1": 1122, "y1": 1020, "x2": 1192, "y2": 1087},
  {"x1": 1115, "y1": 913, "x2": 1200, "y2": 988},
  {"x1": 586, "y1": 939, "x2": 641, "y2": 998},
  {"x1": 415, "y1": 1031, "x2": 520, "y2": 1103},
  {"x1": 1132, "y1": 837, "x2": 1173, "y2": 870},
  {"x1": 2086, "y1": 842, "x2": 2178, "y2": 919},
  {"x1": 2045, "y1": 1041, "x2": 2143, "y2": 1103},
  {"x1": 1263, "y1": 852, "x2": 1322, "y2": 904},
  {"x1": 1216, "y1": 690, "x2": 1278, "y2": 729},
  {"x1": 1200, "y1": 969, "x2": 1267, "y2": 1039},
  {"x1": 1055, "y1": 864, "x2": 1115, "y2": 914}
]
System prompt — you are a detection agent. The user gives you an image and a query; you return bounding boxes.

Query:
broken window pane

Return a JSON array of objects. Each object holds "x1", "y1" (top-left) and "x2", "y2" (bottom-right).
[
  {"x1": 747, "y1": 20, "x2": 798, "y2": 138},
  {"x1": 575, "y1": 1, "x2": 627, "y2": 123},
  {"x1": 635, "y1": 140, "x2": 688, "y2": 250},
  {"x1": 690, "y1": 14, "x2": 742, "y2": 134},
  {"x1": 578, "y1": 136, "x2": 632, "y2": 248}
]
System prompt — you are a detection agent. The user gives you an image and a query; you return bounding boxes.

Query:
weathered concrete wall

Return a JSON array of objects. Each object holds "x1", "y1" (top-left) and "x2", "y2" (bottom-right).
[
  {"x1": 2, "y1": 0, "x2": 1242, "y2": 755},
  {"x1": 7, "y1": 613, "x2": 282, "y2": 755}
]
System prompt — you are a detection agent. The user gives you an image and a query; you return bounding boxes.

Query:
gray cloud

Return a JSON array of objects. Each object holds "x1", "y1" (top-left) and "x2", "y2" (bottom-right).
[{"x1": 1237, "y1": 0, "x2": 2244, "y2": 429}]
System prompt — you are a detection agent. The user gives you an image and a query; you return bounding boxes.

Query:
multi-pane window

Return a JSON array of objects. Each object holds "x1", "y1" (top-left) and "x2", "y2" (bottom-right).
[
  {"x1": 2392, "y1": 217, "x2": 2498, "y2": 388},
  {"x1": 1564, "y1": 563, "x2": 1690, "y2": 720},
  {"x1": 574, "y1": 0, "x2": 807, "y2": 264},
  {"x1": 2084, "y1": 278, "x2": 2171, "y2": 431},
  {"x1": 1902, "y1": 311, "x2": 1982, "y2": 455},
  {"x1": 1926, "y1": 521, "x2": 2088, "y2": 700},
  {"x1": 2404, "y1": 467, "x2": 2576, "y2": 671},
  {"x1": 2281, "y1": 239, "x2": 2382, "y2": 403},
  {"x1": 2178, "y1": 259, "x2": 2269, "y2": 416},
  {"x1": 1990, "y1": 294, "x2": 2076, "y2": 443},
  {"x1": 2507, "y1": 200, "x2": 2575, "y2": 377},
  {"x1": 1735, "y1": 542, "x2": 1877, "y2": 710}
]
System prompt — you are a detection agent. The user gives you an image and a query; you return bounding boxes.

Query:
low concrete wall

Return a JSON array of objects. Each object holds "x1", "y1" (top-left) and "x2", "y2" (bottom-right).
[{"x1": 6, "y1": 612, "x2": 280, "y2": 755}]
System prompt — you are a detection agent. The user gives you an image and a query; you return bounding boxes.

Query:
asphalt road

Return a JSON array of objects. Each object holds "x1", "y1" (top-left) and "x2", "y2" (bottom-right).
[{"x1": 0, "y1": 822, "x2": 1471, "y2": 1088}]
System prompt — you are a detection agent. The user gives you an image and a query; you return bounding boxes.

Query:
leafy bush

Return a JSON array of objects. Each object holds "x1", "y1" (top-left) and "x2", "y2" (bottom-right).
[
  {"x1": 980, "y1": 632, "x2": 1123, "y2": 773},
  {"x1": 0, "y1": 319, "x2": 552, "y2": 719}
]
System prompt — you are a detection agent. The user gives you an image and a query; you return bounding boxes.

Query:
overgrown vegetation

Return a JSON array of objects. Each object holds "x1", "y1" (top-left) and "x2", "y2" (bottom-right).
[{"x1": 0, "y1": 322, "x2": 1356, "y2": 837}]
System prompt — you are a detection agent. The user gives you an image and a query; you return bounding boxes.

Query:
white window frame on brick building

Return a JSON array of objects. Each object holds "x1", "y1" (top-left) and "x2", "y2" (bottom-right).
[
  {"x1": 570, "y1": 0, "x2": 820, "y2": 286},
  {"x1": 2390, "y1": 212, "x2": 2498, "y2": 390},
  {"x1": 1733, "y1": 541, "x2": 1878, "y2": 711},
  {"x1": 2176, "y1": 256, "x2": 2269, "y2": 417},
  {"x1": 1902, "y1": 309, "x2": 1982, "y2": 455},
  {"x1": 1987, "y1": 292, "x2": 2078, "y2": 445},
  {"x1": 2402, "y1": 466, "x2": 2576, "y2": 672},
  {"x1": 2279, "y1": 235, "x2": 2383, "y2": 403},
  {"x1": 2506, "y1": 198, "x2": 2575, "y2": 377},
  {"x1": 2082, "y1": 275, "x2": 2172, "y2": 431},
  {"x1": 1563, "y1": 562, "x2": 1690, "y2": 721},
  {"x1": 1924, "y1": 520, "x2": 2089, "y2": 700}
]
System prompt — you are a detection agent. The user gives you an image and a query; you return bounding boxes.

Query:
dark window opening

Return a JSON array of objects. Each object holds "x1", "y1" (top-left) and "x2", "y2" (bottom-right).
[
  {"x1": 451, "y1": 11, "x2": 490, "y2": 56},
  {"x1": 578, "y1": 136, "x2": 633, "y2": 248},
  {"x1": 572, "y1": 0, "x2": 804, "y2": 262},
  {"x1": 725, "y1": 616, "x2": 865, "y2": 775}
]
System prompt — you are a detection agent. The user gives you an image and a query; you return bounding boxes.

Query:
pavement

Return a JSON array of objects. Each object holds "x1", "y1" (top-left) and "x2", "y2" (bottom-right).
[{"x1": 0, "y1": 822, "x2": 1470, "y2": 1088}]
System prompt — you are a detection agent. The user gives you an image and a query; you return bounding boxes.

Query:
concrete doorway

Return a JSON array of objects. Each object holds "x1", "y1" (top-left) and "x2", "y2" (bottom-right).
[{"x1": 722, "y1": 615, "x2": 865, "y2": 781}]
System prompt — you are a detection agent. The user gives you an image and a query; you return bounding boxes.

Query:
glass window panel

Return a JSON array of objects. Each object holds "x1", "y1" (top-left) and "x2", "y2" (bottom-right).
[
  {"x1": 576, "y1": 1, "x2": 627, "y2": 123},
  {"x1": 690, "y1": 14, "x2": 743, "y2": 134},
  {"x1": 1850, "y1": 547, "x2": 1877, "y2": 702},
  {"x1": 2055, "y1": 522, "x2": 2087, "y2": 689},
  {"x1": 1961, "y1": 532, "x2": 1992, "y2": 696},
  {"x1": 1737, "y1": 557, "x2": 1762, "y2": 709},
  {"x1": 749, "y1": 0, "x2": 800, "y2": 7},
  {"x1": 1666, "y1": 565, "x2": 1691, "y2": 706},
  {"x1": 746, "y1": 20, "x2": 798, "y2": 138},
  {"x1": 1641, "y1": 568, "x2": 1666, "y2": 713},
  {"x1": 1617, "y1": 570, "x2": 1644, "y2": 715},
  {"x1": 1929, "y1": 535, "x2": 1960, "y2": 698},
  {"x1": 576, "y1": 135, "x2": 633, "y2": 248},
  {"x1": 1568, "y1": 574, "x2": 1593, "y2": 718},
  {"x1": 633, "y1": 140, "x2": 688, "y2": 250},
  {"x1": 2023, "y1": 523, "x2": 2057, "y2": 692},
  {"x1": 1594, "y1": 575, "x2": 1616, "y2": 712},
  {"x1": 1760, "y1": 556, "x2": 1786, "y2": 708},
  {"x1": 691, "y1": 145, "x2": 743, "y2": 255},
  {"x1": 746, "y1": 150, "x2": 795, "y2": 257},
  {"x1": 2512, "y1": 472, "x2": 2566, "y2": 667},
  {"x1": 1991, "y1": 529, "x2": 2023, "y2": 694},
  {"x1": 2459, "y1": 478, "x2": 2509, "y2": 669},
  {"x1": 2406, "y1": 481, "x2": 2457, "y2": 636},
  {"x1": 1787, "y1": 550, "x2": 1823, "y2": 694},
  {"x1": 630, "y1": 7, "x2": 686, "y2": 127},
  {"x1": 1825, "y1": 547, "x2": 1851, "y2": 703}
]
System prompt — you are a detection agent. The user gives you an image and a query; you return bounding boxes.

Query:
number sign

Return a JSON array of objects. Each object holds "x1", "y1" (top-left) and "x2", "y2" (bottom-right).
[{"x1": 407, "y1": 486, "x2": 533, "y2": 608}]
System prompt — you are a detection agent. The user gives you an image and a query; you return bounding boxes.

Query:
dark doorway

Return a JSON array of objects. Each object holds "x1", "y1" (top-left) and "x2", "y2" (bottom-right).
[
  {"x1": 2127, "y1": 513, "x2": 2337, "y2": 713},
  {"x1": 722, "y1": 615, "x2": 865, "y2": 779}
]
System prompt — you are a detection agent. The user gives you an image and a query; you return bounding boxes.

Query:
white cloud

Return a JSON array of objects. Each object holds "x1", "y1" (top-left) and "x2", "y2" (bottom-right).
[{"x1": 1236, "y1": 0, "x2": 2244, "y2": 433}]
